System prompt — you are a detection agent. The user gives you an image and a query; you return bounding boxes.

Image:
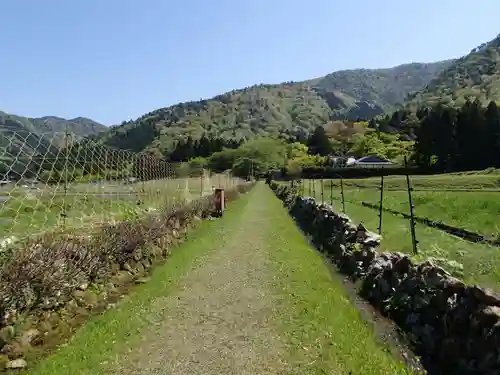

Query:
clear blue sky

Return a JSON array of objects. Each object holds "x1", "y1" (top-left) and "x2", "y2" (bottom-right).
[{"x1": 1, "y1": 0, "x2": 499, "y2": 125}]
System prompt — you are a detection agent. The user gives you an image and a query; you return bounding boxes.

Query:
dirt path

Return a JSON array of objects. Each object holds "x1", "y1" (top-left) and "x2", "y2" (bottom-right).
[
  {"x1": 110, "y1": 186, "x2": 287, "y2": 375},
  {"x1": 30, "y1": 185, "x2": 410, "y2": 375}
]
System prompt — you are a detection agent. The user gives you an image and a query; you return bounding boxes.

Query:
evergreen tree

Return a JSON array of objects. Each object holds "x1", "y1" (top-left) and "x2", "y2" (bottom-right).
[
  {"x1": 485, "y1": 101, "x2": 500, "y2": 166},
  {"x1": 435, "y1": 105, "x2": 457, "y2": 171},
  {"x1": 170, "y1": 139, "x2": 185, "y2": 162},
  {"x1": 184, "y1": 136, "x2": 195, "y2": 160},
  {"x1": 410, "y1": 100, "x2": 500, "y2": 172},
  {"x1": 307, "y1": 126, "x2": 332, "y2": 156},
  {"x1": 197, "y1": 134, "x2": 211, "y2": 157},
  {"x1": 414, "y1": 107, "x2": 435, "y2": 169}
]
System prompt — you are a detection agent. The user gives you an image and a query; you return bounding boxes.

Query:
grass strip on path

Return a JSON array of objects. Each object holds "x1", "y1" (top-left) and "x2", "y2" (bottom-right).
[
  {"x1": 27, "y1": 189, "x2": 255, "y2": 375},
  {"x1": 107, "y1": 183, "x2": 287, "y2": 375},
  {"x1": 259, "y1": 186, "x2": 411, "y2": 375}
]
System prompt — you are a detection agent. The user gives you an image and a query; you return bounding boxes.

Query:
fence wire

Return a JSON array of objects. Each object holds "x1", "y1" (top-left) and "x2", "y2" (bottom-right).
[
  {"x1": 295, "y1": 177, "x2": 500, "y2": 249},
  {"x1": 0, "y1": 131, "x2": 240, "y2": 247}
]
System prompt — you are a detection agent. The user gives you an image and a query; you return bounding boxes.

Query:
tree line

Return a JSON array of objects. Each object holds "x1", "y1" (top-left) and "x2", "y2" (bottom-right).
[
  {"x1": 168, "y1": 135, "x2": 244, "y2": 162},
  {"x1": 150, "y1": 99, "x2": 500, "y2": 175},
  {"x1": 8, "y1": 98, "x2": 500, "y2": 183},
  {"x1": 404, "y1": 99, "x2": 500, "y2": 172}
]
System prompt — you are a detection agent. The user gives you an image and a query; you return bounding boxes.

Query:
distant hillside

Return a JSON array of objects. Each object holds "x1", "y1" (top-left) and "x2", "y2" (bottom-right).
[
  {"x1": 0, "y1": 111, "x2": 106, "y2": 138},
  {"x1": 101, "y1": 61, "x2": 450, "y2": 155},
  {"x1": 30, "y1": 116, "x2": 106, "y2": 137},
  {"x1": 0, "y1": 111, "x2": 106, "y2": 179},
  {"x1": 310, "y1": 61, "x2": 454, "y2": 118},
  {"x1": 406, "y1": 34, "x2": 500, "y2": 108},
  {"x1": 101, "y1": 82, "x2": 331, "y2": 154}
]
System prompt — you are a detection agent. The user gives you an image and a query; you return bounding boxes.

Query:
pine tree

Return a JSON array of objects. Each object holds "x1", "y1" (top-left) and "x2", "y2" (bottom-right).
[
  {"x1": 485, "y1": 101, "x2": 500, "y2": 167},
  {"x1": 414, "y1": 108, "x2": 435, "y2": 169},
  {"x1": 307, "y1": 126, "x2": 332, "y2": 156},
  {"x1": 197, "y1": 134, "x2": 211, "y2": 157}
]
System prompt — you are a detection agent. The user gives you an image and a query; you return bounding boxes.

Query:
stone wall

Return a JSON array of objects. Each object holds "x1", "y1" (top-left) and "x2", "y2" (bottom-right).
[
  {"x1": 0, "y1": 182, "x2": 254, "y2": 371},
  {"x1": 271, "y1": 182, "x2": 500, "y2": 375}
]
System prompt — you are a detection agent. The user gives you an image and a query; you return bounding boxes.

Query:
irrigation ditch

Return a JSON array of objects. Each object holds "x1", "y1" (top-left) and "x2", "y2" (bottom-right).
[{"x1": 359, "y1": 201, "x2": 500, "y2": 247}]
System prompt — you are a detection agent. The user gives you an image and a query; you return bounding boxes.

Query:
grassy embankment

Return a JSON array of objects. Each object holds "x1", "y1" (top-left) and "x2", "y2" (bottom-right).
[
  {"x1": 0, "y1": 175, "x2": 235, "y2": 240},
  {"x1": 300, "y1": 172, "x2": 500, "y2": 288}
]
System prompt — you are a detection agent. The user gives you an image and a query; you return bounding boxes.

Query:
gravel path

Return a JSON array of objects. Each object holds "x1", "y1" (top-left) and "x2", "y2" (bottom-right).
[{"x1": 111, "y1": 190, "x2": 287, "y2": 375}]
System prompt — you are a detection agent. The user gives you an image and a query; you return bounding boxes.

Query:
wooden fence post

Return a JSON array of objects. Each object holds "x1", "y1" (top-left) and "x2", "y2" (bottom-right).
[
  {"x1": 404, "y1": 156, "x2": 418, "y2": 254},
  {"x1": 377, "y1": 175, "x2": 384, "y2": 235}
]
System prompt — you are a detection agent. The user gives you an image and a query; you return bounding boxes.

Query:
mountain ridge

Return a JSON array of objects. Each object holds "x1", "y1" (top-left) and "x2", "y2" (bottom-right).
[
  {"x1": 98, "y1": 60, "x2": 453, "y2": 155},
  {"x1": 0, "y1": 111, "x2": 107, "y2": 178},
  {"x1": 405, "y1": 34, "x2": 500, "y2": 108},
  {"x1": 0, "y1": 111, "x2": 106, "y2": 136}
]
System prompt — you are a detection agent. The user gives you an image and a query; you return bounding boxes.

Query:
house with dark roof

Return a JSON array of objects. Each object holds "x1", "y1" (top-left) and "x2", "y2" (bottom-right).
[{"x1": 346, "y1": 155, "x2": 394, "y2": 168}]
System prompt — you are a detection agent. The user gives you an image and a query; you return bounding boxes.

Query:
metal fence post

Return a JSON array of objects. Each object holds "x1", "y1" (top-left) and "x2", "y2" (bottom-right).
[
  {"x1": 377, "y1": 175, "x2": 384, "y2": 235},
  {"x1": 312, "y1": 179, "x2": 316, "y2": 198},
  {"x1": 405, "y1": 156, "x2": 418, "y2": 254},
  {"x1": 340, "y1": 177, "x2": 346, "y2": 213}
]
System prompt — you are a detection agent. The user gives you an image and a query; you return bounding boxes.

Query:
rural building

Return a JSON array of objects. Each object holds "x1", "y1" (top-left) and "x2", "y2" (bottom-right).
[
  {"x1": 346, "y1": 155, "x2": 394, "y2": 168},
  {"x1": 327, "y1": 156, "x2": 348, "y2": 168}
]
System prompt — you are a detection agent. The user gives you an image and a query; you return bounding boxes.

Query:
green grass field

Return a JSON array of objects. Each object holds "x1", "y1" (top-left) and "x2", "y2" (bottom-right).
[
  {"x1": 327, "y1": 188, "x2": 500, "y2": 239},
  {"x1": 0, "y1": 174, "x2": 240, "y2": 242},
  {"x1": 322, "y1": 169, "x2": 500, "y2": 190},
  {"x1": 298, "y1": 172, "x2": 500, "y2": 237},
  {"x1": 295, "y1": 172, "x2": 500, "y2": 289},
  {"x1": 336, "y1": 201, "x2": 500, "y2": 288}
]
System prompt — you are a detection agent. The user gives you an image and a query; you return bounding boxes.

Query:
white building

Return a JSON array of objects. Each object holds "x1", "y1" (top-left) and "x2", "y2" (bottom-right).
[{"x1": 346, "y1": 155, "x2": 394, "y2": 168}]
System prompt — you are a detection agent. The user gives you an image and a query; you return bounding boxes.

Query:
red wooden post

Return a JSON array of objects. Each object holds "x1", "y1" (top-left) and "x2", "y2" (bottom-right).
[{"x1": 214, "y1": 188, "x2": 225, "y2": 217}]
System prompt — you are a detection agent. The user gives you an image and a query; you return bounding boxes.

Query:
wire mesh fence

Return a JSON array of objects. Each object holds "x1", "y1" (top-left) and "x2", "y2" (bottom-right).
[{"x1": 0, "y1": 131, "x2": 241, "y2": 247}]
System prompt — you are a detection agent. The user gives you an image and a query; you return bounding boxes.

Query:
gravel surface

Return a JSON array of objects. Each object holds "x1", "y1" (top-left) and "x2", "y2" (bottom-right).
[{"x1": 111, "y1": 191, "x2": 287, "y2": 375}]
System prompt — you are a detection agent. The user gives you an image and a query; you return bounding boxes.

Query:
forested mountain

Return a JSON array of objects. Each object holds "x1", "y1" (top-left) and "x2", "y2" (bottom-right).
[
  {"x1": 29, "y1": 116, "x2": 106, "y2": 137},
  {"x1": 100, "y1": 61, "x2": 451, "y2": 155},
  {"x1": 309, "y1": 60, "x2": 453, "y2": 118},
  {"x1": 100, "y1": 83, "x2": 332, "y2": 155},
  {"x1": 0, "y1": 111, "x2": 106, "y2": 137},
  {"x1": 406, "y1": 34, "x2": 500, "y2": 108}
]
